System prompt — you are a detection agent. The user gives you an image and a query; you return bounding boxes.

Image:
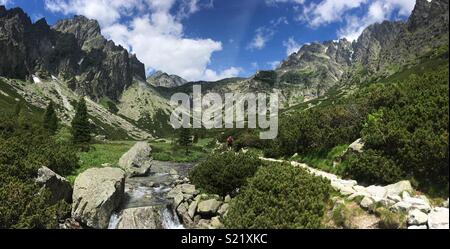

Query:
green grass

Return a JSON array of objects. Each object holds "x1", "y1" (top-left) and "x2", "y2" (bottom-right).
[
  {"x1": 149, "y1": 138, "x2": 214, "y2": 163},
  {"x1": 67, "y1": 141, "x2": 135, "y2": 183},
  {"x1": 293, "y1": 144, "x2": 349, "y2": 174}
]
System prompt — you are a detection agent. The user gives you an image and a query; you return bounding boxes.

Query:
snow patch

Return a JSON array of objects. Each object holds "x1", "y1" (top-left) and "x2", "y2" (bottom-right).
[{"x1": 32, "y1": 75, "x2": 42, "y2": 84}]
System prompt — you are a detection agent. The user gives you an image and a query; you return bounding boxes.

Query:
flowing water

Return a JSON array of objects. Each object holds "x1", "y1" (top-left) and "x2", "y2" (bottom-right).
[{"x1": 108, "y1": 161, "x2": 195, "y2": 229}]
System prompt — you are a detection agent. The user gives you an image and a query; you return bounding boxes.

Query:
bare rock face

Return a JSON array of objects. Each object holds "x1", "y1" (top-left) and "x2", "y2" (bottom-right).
[
  {"x1": 147, "y1": 71, "x2": 188, "y2": 88},
  {"x1": 72, "y1": 167, "x2": 125, "y2": 229},
  {"x1": 35, "y1": 166, "x2": 72, "y2": 204},
  {"x1": 0, "y1": 8, "x2": 145, "y2": 101},
  {"x1": 118, "y1": 141, "x2": 152, "y2": 177}
]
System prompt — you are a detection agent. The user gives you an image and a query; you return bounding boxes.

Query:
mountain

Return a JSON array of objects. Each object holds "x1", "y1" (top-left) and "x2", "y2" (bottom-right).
[
  {"x1": 0, "y1": 8, "x2": 145, "y2": 101},
  {"x1": 279, "y1": 0, "x2": 449, "y2": 90},
  {"x1": 0, "y1": 0, "x2": 448, "y2": 139},
  {"x1": 147, "y1": 71, "x2": 188, "y2": 88}
]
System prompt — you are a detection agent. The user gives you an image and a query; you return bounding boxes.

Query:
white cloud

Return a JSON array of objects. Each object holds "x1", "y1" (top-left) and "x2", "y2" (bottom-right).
[
  {"x1": 177, "y1": 0, "x2": 214, "y2": 20},
  {"x1": 299, "y1": 0, "x2": 368, "y2": 27},
  {"x1": 267, "y1": 61, "x2": 280, "y2": 70},
  {"x1": 337, "y1": 0, "x2": 416, "y2": 41},
  {"x1": 265, "y1": 0, "x2": 305, "y2": 6},
  {"x1": 203, "y1": 67, "x2": 242, "y2": 81},
  {"x1": 248, "y1": 17, "x2": 288, "y2": 50},
  {"x1": 45, "y1": 0, "x2": 237, "y2": 81},
  {"x1": 0, "y1": 0, "x2": 12, "y2": 5},
  {"x1": 283, "y1": 37, "x2": 303, "y2": 56},
  {"x1": 269, "y1": 0, "x2": 415, "y2": 41}
]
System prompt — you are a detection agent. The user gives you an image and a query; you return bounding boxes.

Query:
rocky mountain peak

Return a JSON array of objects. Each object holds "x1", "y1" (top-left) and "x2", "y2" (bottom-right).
[
  {"x1": 147, "y1": 71, "x2": 188, "y2": 88},
  {"x1": 0, "y1": 6, "x2": 146, "y2": 101},
  {"x1": 53, "y1": 15, "x2": 105, "y2": 51},
  {"x1": 408, "y1": 0, "x2": 448, "y2": 31}
]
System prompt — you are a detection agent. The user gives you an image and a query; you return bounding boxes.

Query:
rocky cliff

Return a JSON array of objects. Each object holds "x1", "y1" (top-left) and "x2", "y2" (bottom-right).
[
  {"x1": 0, "y1": 7, "x2": 145, "y2": 101},
  {"x1": 147, "y1": 71, "x2": 188, "y2": 88},
  {"x1": 279, "y1": 0, "x2": 449, "y2": 90}
]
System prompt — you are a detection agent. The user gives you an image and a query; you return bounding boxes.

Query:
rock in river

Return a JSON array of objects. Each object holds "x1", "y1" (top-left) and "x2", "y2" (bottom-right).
[
  {"x1": 117, "y1": 206, "x2": 164, "y2": 229},
  {"x1": 118, "y1": 142, "x2": 153, "y2": 177},
  {"x1": 72, "y1": 167, "x2": 125, "y2": 229}
]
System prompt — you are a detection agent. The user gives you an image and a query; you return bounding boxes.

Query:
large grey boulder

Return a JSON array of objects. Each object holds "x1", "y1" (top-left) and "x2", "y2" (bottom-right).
[
  {"x1": 117, "y1": 206, "x2": 164, "y2": 229},
  {"x1": 385, "y1": 181, "x2": 413, "y2": 196},
  {"x1": 177, "y1": 202, "x2": 194, "y2": 227},
  {"x1": 403, "y1": 196, "x2": 431, "y2": 213},
  {"x1": 427, "y1": 207, "x2": 449, "y2": 229},
  {"x1": 118, "y1": 142, "x2": 152, "y2": 177},
  {"x1": 197, "y1": 199, "x2": 222, "y2": 216},
  {"x1": 72, "y1": 167, "x2": 125, "y2": 229},
  {"x1": 35, "y1": 166, "x2": 72, "y2": 204},
  {"x1": 366, "y1": 185, "x2": 387, "y2": 201},
  {"x1": 407, "y1": 209, "x2": 428, "y2": 226},
  {"x1": 360, "y1": 196, "x2": 375, "y2": 209},
  {"x1": 348, "y1": 138, "x2": 365, "y2": 153}
]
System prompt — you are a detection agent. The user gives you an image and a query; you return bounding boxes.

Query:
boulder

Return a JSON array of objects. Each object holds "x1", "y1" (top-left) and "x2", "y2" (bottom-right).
[
  {"x1": 224, "y1": 195, "x2": 232, "y2": 203},
  {"x1": 385, "y1": 181, "x2": 413, "y2": 196},
  {"x1": 218, "y1": 203, "x2": 230, "y2": 216},
  {"x1": 348, "y1": 138, "x2": 364, "y2": 153},
  {"x1": 177, "y1": 202, "x2": 193, "y2": 227},
  {"x1": 366, "y1": 185, "x2": 387, "y2": 200},
  {"x1": 427, "y1": 208, "x2": 449, "y2": 229},
  {"x1": 179, "y1": 184, "x2": 197, "y2": 195},
  {"x1": 390, "y1": 201, "x2": 412, "y2": 213},
  {"x1": 403, "y1": 196, "x2": 431, "y2": 213},
  {"x1": 117, "y1": 206, "x2": 164, "y2": 229},
  {"x1": 407, "y1": 209, "x2": 428, "y2": 226},
  {"x1": 360, "y1": 196, "x2": 374, "y2": 209},
  {"x1": 210, "y1": 217, "x2": 224, "y2": 229},
  {"x1": 72, "y1": 167, "x2": 125, "y2": 229},
  {"x1": 188, "y1": 199, "x2": 199, "y2": 219},
  {"x1": 35, "y1": 166, "x2": 72, "y2": 204},
  {"x1": 197, "y1": 199, "x2": 222, "y2": 216},
  {"x1": 118, "y1": 142, "x2": 152, "y2": 177}
]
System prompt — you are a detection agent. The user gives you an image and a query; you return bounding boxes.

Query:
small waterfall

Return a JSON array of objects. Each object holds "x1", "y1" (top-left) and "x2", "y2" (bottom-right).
[
  {"x1": 161, "y1": 208, "x2": 184, "y2": 229},
  {"x1": 107, "y1": 161, "x2": 194, "y2": 229},
  {"x1": 108, "y1": 213, "x2": 122, "y2": 229}
]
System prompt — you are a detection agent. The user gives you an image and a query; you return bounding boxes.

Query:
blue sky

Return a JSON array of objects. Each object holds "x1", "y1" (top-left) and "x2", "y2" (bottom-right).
[{"x1": 1, "y1": 0, "x2": 416, "y2": 81}]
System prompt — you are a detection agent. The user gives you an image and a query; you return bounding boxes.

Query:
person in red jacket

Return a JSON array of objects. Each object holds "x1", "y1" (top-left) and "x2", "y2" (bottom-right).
[{"x1": 226, "y1": 136, "x2": 234, "y2": 148}]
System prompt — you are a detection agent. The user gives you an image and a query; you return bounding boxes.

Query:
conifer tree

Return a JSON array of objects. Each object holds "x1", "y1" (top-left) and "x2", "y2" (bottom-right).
[
  {"x1": 71, "y1": 98, "x2": 91, "y2": 146},
  {"x1": 178, "y1": 128, "x2": 192, "y2": 154},
  {"x1": 43, "y1": 101, "x2": 58, "y2": 134}
]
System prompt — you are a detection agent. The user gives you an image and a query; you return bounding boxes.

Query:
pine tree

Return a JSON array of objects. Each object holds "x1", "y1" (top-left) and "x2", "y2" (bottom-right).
[
  {"x1": 14, "y1": 100, "x2": 24, "y2": 116},
  {"x1": 178, "y1": 128, "x2": 192, "y2": 154},
  {"x1": 43, "y1": 101, "x2": 58, "y2": 134},
  {"x1": 71, "y1": 98, "x2": 91, "y2": 146},
  {"x1": 14, "y1": 100, "x2": 29, "y2": 128}
]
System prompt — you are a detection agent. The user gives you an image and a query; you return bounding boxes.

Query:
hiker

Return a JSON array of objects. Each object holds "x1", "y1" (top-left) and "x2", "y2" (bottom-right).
[{"x1": 227, "y1": 136, "x2": 234, "y2": 148}]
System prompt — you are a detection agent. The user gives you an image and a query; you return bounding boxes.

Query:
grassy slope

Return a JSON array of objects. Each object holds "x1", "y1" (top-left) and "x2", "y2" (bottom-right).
[
  {"x1": 149, "y1": 138, "x2": 214, "y2": 163},
  {"x1": 67, "y1": 141, "x2": 135, "y2": 183},
  {"x1": 285, "y1": 48, "x2": 449, "y2": 176}
]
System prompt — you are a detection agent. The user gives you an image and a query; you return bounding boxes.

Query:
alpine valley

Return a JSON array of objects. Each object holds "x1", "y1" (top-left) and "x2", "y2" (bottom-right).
[{"x1": 0, "y1": 0, "x2": 448, "y2": 230}]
